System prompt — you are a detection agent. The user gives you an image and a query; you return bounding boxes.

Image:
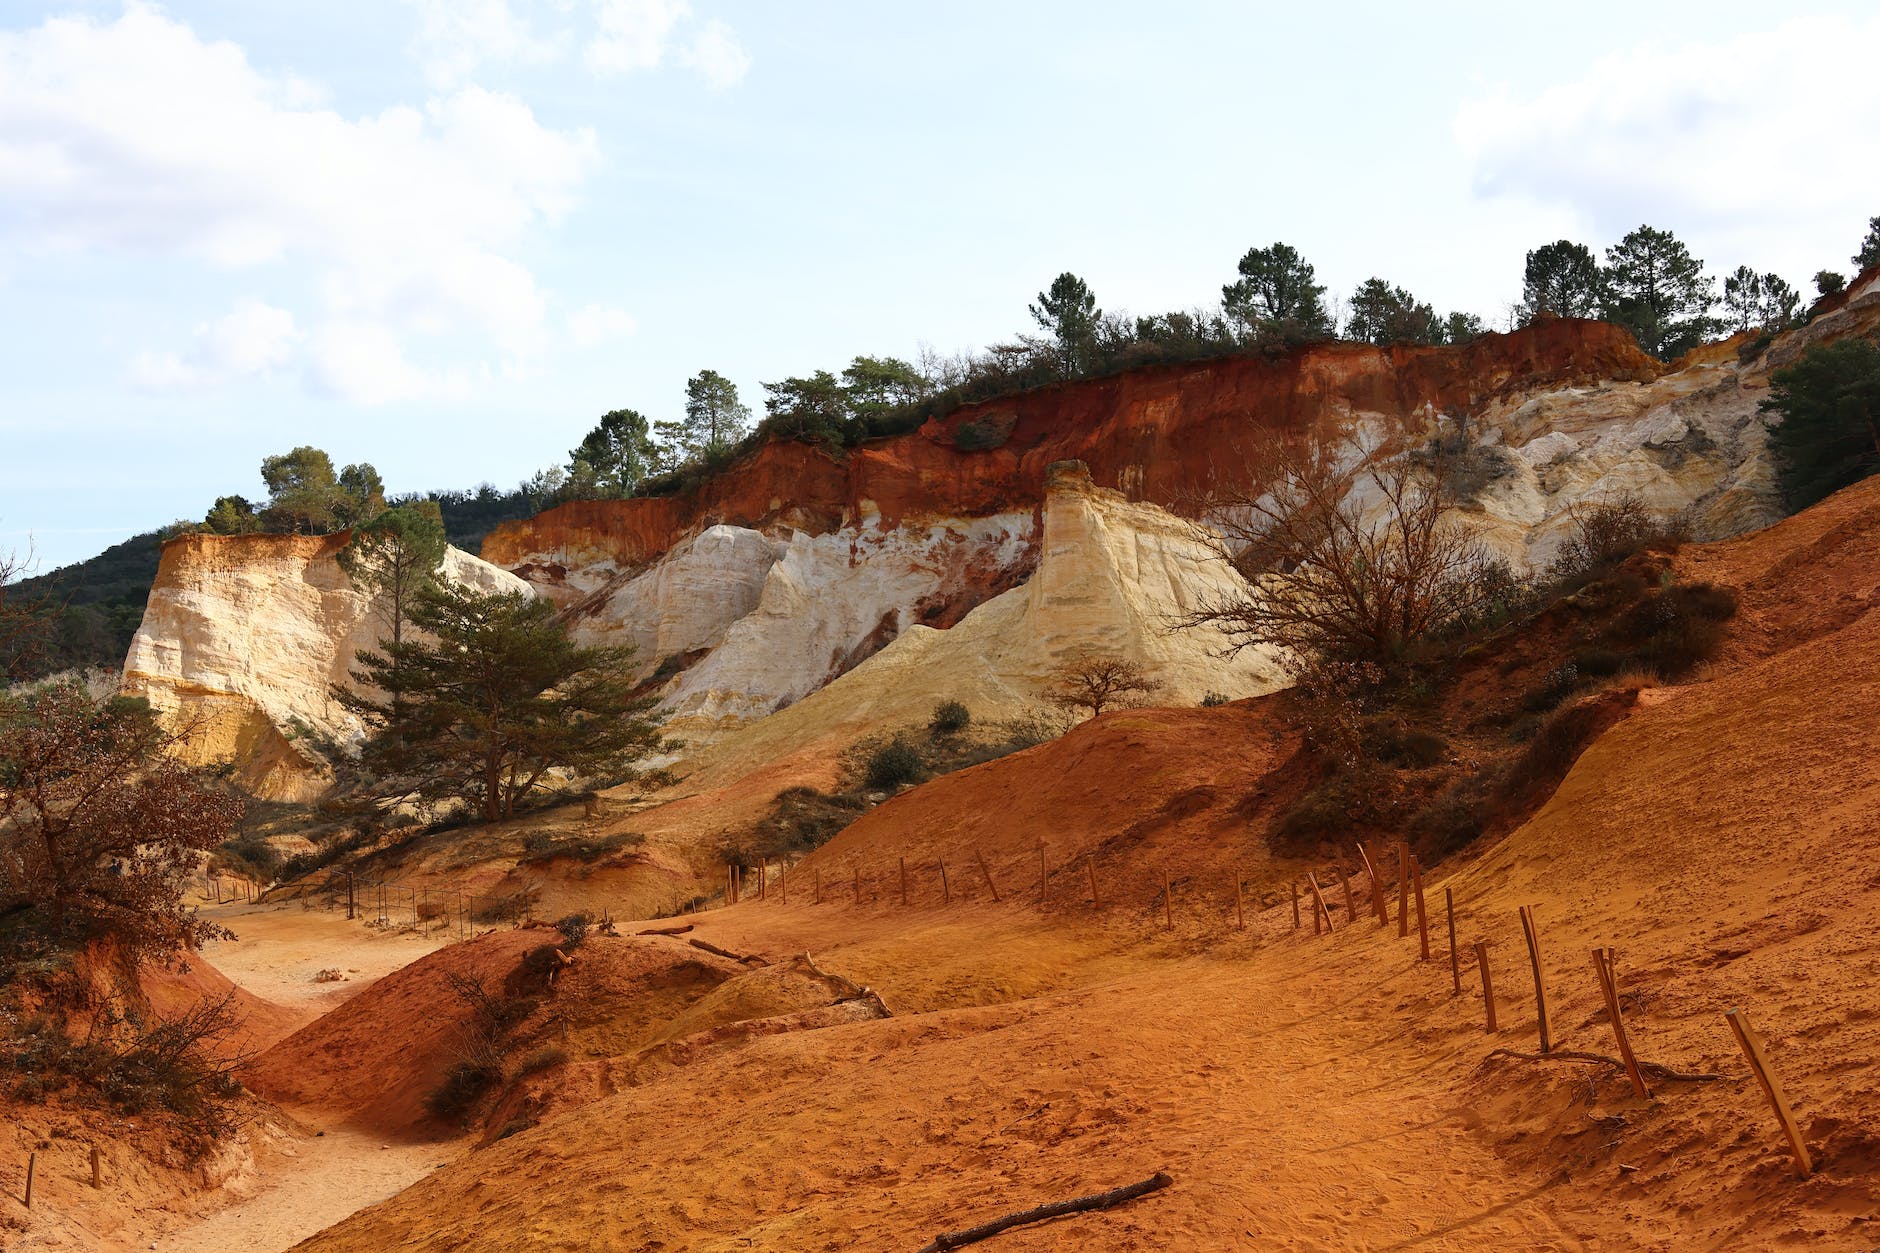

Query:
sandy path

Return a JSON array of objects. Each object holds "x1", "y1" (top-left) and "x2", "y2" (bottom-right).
[
  {"x1": 143, "y1": 901, "x2": 463, "y2": 1251},
  {"x1": 151, "y1": 1126, "x2": 458, "y2": 1253}
]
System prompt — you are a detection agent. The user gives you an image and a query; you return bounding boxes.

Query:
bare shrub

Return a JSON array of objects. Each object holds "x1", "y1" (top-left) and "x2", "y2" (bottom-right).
[
  {"x1": 1545, "y1": 494, "x2": 1686, "y2": 587},
  {"x1": 1043, "y1": 653, "x2": 1161, "y2": 719},
  {"x1": 1181, "y1": 433, "x2": 1506, "y2": 666}
]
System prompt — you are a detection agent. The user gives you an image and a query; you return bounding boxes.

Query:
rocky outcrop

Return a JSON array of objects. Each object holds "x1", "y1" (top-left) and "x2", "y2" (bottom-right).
[
  {"x1": 122, "y1": 534, "x2": 528, "y2": 800},
  {"x1": 660, "y1": 462, "x2": 1288, "y2": 796}
]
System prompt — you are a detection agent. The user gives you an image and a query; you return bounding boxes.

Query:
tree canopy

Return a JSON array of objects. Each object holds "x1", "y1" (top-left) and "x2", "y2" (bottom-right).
[
  {"x1": 1346, "y1": 278, "x2": 1442, "y2": 346},
  {"x1": 337, "y1": 583, "x2": 666, "y2": 823},
  {"x1": 1853, "y1": 216, "x2": 1880, "y2": 273},
  {"x1": 0, "y1": 682, "x2": 240, "y2": 961},
  {"x1": 335, "y1": 501, "x2": 448, "y2": 650},
  {"x1": 1029, "y1": 272, "x2": 1101, "y2": 372},
  {"x1": 1520, "y1": 240, "x2": 1603, "y2": 321},
  {"x1": 252, "y1": 446, "x2": 383, "y2": 534},
  {"x1": 568, "y1": 408, "x2": 657, "y2": 498},
  {"x1": 1760, "y1": 337, "x2": 1880, "y2": 513},
  {"x1": 1600, "y1": 225, "x2": 1717, "y2": 360},
  {"x1": 1722, "y1": 267, "x2": 1800, "y2": 334},
  {"x1": 1221, "y1": 242, "x2": 1333, "y2": 340}
]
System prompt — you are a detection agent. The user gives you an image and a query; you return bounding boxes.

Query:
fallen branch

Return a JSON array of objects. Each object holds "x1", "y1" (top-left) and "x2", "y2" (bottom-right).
[
  {"x1": 914, "y1": 1172, "x2": 1173, "y2": 1252},
  {"x1": 688, "y1": 937, "x2": 768, "y2": 966},
  {"x1": 636, "y1": 923, "x2": 695, "y2": 936},
  {"x1": 802, "y1": 951, "x2": 893, "y2": 1017},
  {"x1": 1485, "y1": 1047, "x2": 1724, "y2": 1082}
]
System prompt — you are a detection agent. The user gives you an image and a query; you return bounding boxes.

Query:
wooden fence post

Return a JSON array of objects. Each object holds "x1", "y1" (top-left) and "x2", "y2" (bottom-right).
[
  {"x1": 900, "y1": 856, "x2": 909, "y2": 906},
  {"x1": 1163, "y1": 869, "x2": 1173, "y2": 928},
  {"x1": 1307, "y1": 872, "x2": 1334, "y2": 933},
  {"x1": 1725, "y1": 1008, "x2": 1812, "y2": 1177},
  {"x1": 1086, "y1": 856, "x2": 1101, "y2": 908},
  {"x1": 761, "y1": 859, "x2": 769, "y2": 901},
  {"x1": 1592, "y1": 948, "x2": 1649, "y2": 1100},
  {"x1": 1334, "y1": 864, "x2": 1356, "y2": 928},
  {"x1": 1291, "y1": 879, "x2": 1301, "y2": 930},
  {"x1": 23, "y1": 1150, "x2": 33, "y2": 1208},
  {"x1": 1038, "y1": 844, "x2": 1048, "y2": 907},
  {"x1": 1445, "y1": 888, "x2": 1460, "y2": 995},
  {"x1": 1396, "y1": 843, "x2": 1411, "y2": 938},
  {"x1": 1474, "y1": 941, "x2": 1498, "y2": 1033},
  {"x1": 1356, "y1": 843, "x2": 1386, "y2": 924},
  {"x1": 1518, "y1": 905, "x2": 1551, "y2": 1053},
  {"x1": 346, "y1": 872, "x2": 355, "y2": 921},
  {"x1": 1411, "y1": 857, "x2": 1430, "y2": 961},
  {"x1": 90, "y1": 1145, "x2": 101, "y2": 1188},
  {"x1": 977, "y1": 849, "x2": 1001, "y2": 903},
  {"x1": 939, "y1": 860, "x2": 951, "y2": 905},
  {"x1": 854, "y1": 866, "x2": 862, "y2": 906}
]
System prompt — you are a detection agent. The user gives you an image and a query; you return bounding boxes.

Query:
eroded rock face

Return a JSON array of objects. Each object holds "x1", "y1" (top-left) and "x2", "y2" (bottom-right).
[{"x1": 123, "y1": 535, "x2": 529, "y2": 800}]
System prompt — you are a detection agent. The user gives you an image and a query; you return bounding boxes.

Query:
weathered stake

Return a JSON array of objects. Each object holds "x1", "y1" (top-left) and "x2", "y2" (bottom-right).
[
  {"x1": 976, "y1": 848, "x2": 1001, "y2": 903},
  {"x1": 1291, "y1": 879, "x2": 1301, "y2": 930},
  {"x1": 1475, "y1": 941, "x2": 1499, "y2": 1033},
  {"x1": 1726, "y1": 1008, "x2": 1812, "y2": 1177},
  {"x1": 761, "y1": 859, "x2": 768, "y2": 901},
  {"x1": 1445, "y1": 887, "x2": 1461, "y2": 995},
  {"x1": 901, "y1": 855, "x2": 910, "y2": 906},
  {"x1": 940, "y1": 859, "x2": 951, "y2": 905},
  {"x1": 23, "y1": 1150, "x2": 34, "y2": 1208},
  {"x1": 854, "y1": 866, "x2": 862, "y2": 906},
  {"x1": 1396, "y1": 842, "x2": 1411, "y2": 938},
  {"x1": 1518, "y1": 905, "x2": 1551, "y2": 1053},
  {"x1": 90, "y1": 1144, "x2": 101, "y2": 1188},
  {"x1": 1334, "y1": 864, "x2": 1357, "y2": 928},
  {"x1": 1592, "y1": 948, "x2": 1650, "y2": 1100},
  {"x1": 1307, "y1": 872, "x2": 1334, "y2": 933},
  {"x1": 1163, "y1": 869, "x2": 1173, "y2": 929},
  {"x1": 1038, "y1": 844, "x2": 1047, "y2": 907},
  {"x1": 1411, "y1": 857, "x2": 1430, "y2": 961},
  {"x1": 1356, "y1": 843, "x2": 1387, "y2": 924}
]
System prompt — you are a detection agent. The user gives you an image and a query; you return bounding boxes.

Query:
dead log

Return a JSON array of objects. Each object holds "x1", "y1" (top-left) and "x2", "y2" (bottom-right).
[
  {"x1": 915, "y1": 1172, "x2": 1173, "y2": 1252},
  {"x1": 636, "y1": 923, "x2": 695, "y2": 936},
  {"x1": 688, "y1": 937, "x2": 768, "y2": 966},
  {"x1": 1483, "y1": 1047, "x2": 1723, "y2": 1082}
]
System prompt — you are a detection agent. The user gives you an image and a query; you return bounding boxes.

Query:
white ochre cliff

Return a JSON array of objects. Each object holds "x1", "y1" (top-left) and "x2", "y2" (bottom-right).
[{"x1": 122, "y1": 535, "x2": 528, "y2": 801}]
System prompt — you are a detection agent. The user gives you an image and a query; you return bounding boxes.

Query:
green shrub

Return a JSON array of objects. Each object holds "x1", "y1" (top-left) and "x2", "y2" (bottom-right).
[
  {"x1": 554, "y1": 913, "x2": 590, "y2": 949},
  {"x1": 864, "y1": 736, "x2": 928, "y2": 789},
  {"x1": 1608, "y1": 582, "x2": 1737, "y2": 678},
  {"x1": 516, "y1": 831, "x2": 645, "y2": 867},
  {"x1": 928, "y1": 700, "x2": 971, "y2": 736},
  {"x1": 1199, "y1": 692, "x2": 1230, "y2": 708}
]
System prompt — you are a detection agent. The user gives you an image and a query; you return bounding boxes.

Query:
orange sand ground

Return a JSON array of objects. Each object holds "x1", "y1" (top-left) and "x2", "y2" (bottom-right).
[
  {"x1": 15, "y1": 478, "x2": 1880, "y2": 1252},
  {"x1": 275, "y1": 481, "x2": 1880, "y2": 1251}
]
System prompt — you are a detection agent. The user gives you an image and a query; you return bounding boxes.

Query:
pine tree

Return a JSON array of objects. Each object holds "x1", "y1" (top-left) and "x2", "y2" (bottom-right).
[
  {"x1": 1600, "y1": 226, "x2": 1718, "y2": 360},
  {"x1": 1221, "y1": 242, "x2": 1333, "y2": 340},
  {"x1": 1519, "y1": 240, "x2": 1603, "y2": 321},
  {"x1": 1760, "y1": 338, "x2": 1880, "y2": 512},
  {"x1": 567, "y1": 409, "x2": 657, "y2": 497},
  {"x1": 337, "y1": 583, "x2": 665, "y2": 823},
  {"x1": 1029, "y1": 273, "x2": 1100, "y2": 373}
]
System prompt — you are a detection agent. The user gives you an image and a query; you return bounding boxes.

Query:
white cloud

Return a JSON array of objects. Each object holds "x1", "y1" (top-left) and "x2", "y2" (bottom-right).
[
  {"x1": 586, "y1": 0, "x2": 689, "y2": 73},
  {"x1": 566, "y1": 303, "x2": 637, "y2": 346},
  {"x1": 308, "y1": 320, "x2": 471, "y2": 407},
  {"x1": 1455, "y1": 16, "x2": 1880, "y2": 275},
  {"x1": 129, "y1": 300, "x2": 301, "y2": 393},
  {"x1": 407, "y1": 0, "x2": 564, "y2": 89},
  {"x1": 681, "y1": 18, "x2": 750, "y2": 89},
  {"x1": 0, "y1": 4, "x2": 598, "y2": 403}
]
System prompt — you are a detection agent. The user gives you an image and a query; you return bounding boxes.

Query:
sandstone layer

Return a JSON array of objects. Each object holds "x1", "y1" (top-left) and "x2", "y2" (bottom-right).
[{"x1": 122, "y1": 535, "x2": 529, "y2": 800}]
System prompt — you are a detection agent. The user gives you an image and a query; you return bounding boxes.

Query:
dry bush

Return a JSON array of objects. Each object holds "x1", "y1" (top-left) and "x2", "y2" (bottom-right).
[
  {"x1": 1181, "y1": 433, "x2": 1506, "y2": 666},
  {"x1": 1043, "y1": 653, "x2": 1161, "y2": 718},
  {"x1": 1545, "y1": 494, "x2": 1687, "y2": 588}
]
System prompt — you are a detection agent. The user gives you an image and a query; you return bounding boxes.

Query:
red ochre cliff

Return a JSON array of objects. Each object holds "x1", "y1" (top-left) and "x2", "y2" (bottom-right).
[{"x1": 481, "y1": 319, "x2": 1660, "y2": 571}]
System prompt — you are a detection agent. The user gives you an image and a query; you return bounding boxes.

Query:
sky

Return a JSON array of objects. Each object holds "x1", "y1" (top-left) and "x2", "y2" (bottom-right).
[{"x1": 4, "y1": 0, "x2": 1879, "y2": 571}]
